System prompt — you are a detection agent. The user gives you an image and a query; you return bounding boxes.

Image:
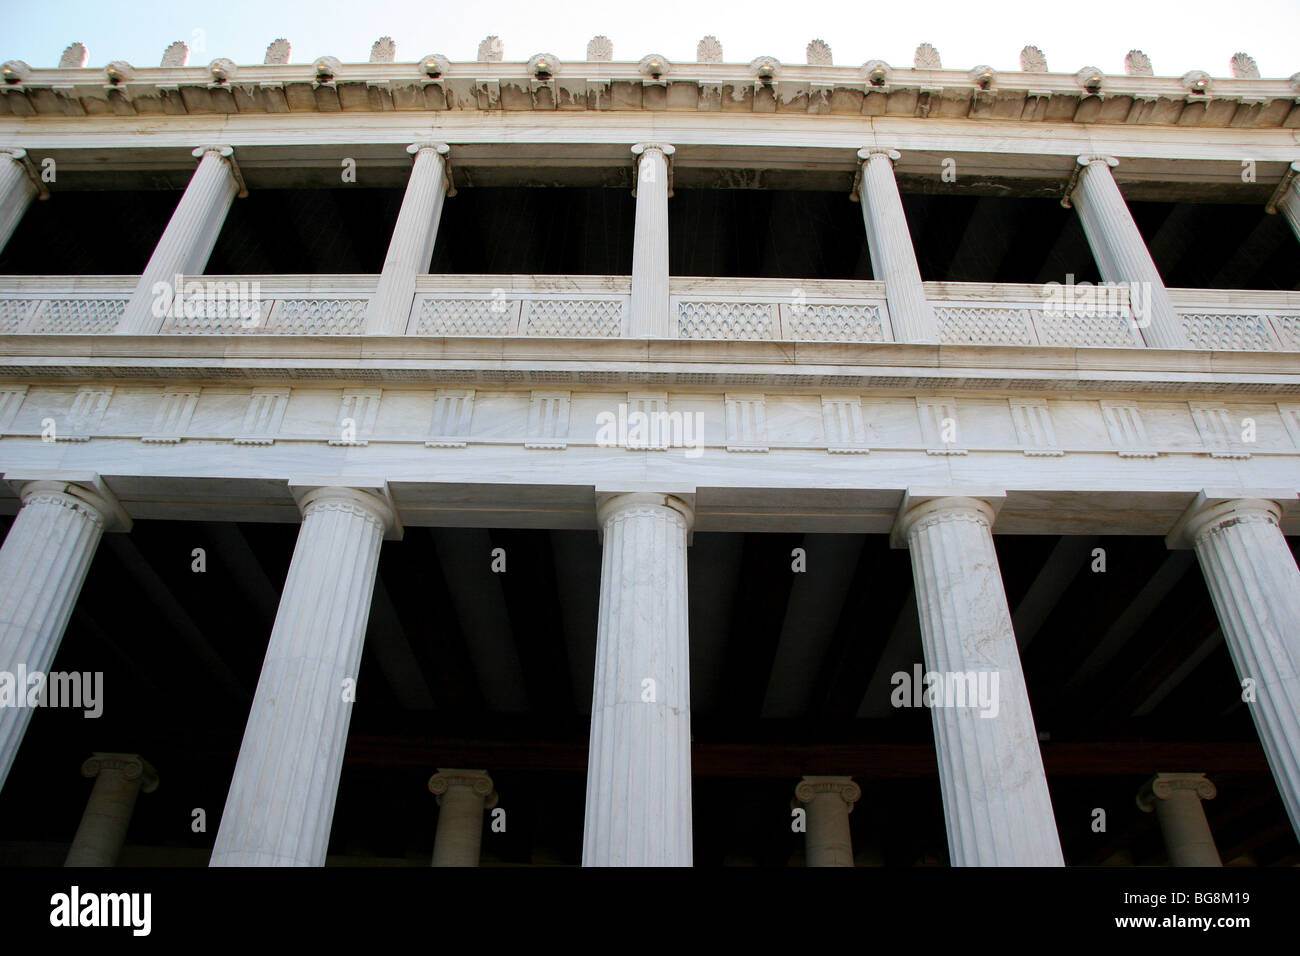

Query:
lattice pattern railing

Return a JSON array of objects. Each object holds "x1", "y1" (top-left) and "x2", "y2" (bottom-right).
[{"x1": 0, "y1": 278, "x2": 1296, "y2": 352}]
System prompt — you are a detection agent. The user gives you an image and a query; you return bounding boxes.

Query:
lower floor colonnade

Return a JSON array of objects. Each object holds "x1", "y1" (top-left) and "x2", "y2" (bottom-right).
[{"x1": 0, "y1": 478, "x2": 1297, "y2": 866}]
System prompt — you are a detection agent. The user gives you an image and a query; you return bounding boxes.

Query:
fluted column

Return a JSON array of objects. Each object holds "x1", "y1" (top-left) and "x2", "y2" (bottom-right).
[
  {"x1": 429, "y1": 768, "x2": 497, "y2": 866},
  {"x1": 583, "y1": 492, "x2": 693, "y2": 866},
  {"x1": 855, "y1": 148, "x2": 937, "y2": 343},
  {"x1": 65, "y1": 753, "x2": 158, "y2": 867},
  {"x1": 0, "y1": 148, "x2": 38, "y2": 253},
  {"x1": 1279, "y1": 162, "x2": 1300, "y2": 244},
  {"x1": 117, "y1": 145, "x2": 241, "y2": 334},
  {"x1": 1068, "y1": 154, "x2": 1188, "y2": 348},
  {"x1": 629, "y1": 143, "x2": 674, "y2": 338},
  {"x1": 210, "y1": 486, "x2": 393, "y2": 866},
  {"x1": 365, "y1": 142, "x2": 451, "y2": 335},
  {"x1": 1176, "y1": 498, "x2": 1300, "y2": 838},
  {"x1": 0, "y1": 481, "x2": 118, "y2": 792},
  {"x1": 794, "y1": 775, "x2": 860, "y2": 867},
  {"x1": 1138, "y1": 773, "x2": 1222, "y2": 867},
  {"x1": 896, "y1": 496, "x2": 1063, "y2": 866}
]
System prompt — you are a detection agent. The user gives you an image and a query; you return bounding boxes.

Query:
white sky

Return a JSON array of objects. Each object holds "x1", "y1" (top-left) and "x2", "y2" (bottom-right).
[{"x1": 4, "y1": 0, "x2": 1298, "y2": 78}]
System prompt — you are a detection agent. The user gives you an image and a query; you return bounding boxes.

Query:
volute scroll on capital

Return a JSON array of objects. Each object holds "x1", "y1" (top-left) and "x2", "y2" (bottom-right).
[
  {"x1": 1137, "y1": 773, "x2": 1216, "y2": 811},
  {"x1": 81, "y1": 753, "x2": 159, "y2": 793},
  {"x1": 630, "y1": 143, "x2": 676, "y2": 198},
  {"x1": 428, "y1": 769, "x2": 498, "y2": 809},
  {"x1": 191, "y1": 144, "x2": 248, "y2": 198},
  {"x1": 794, "y1": 776, "x2": 862, "y2": 810},
  {"x1": 0, "y1": 147, "x2": 51, "y2": 199},
  {"x1": 849, "y1": 148, "x2": 902, "y2": 202},
  {"x1": 406, "y1": 141, "x2": 455, "y2": 196}
]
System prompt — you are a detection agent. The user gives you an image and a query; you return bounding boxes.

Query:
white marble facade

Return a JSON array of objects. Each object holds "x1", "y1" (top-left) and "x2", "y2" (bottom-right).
[{"x1": 0, "y1": 35, "x2": 1298, "y2": 868}]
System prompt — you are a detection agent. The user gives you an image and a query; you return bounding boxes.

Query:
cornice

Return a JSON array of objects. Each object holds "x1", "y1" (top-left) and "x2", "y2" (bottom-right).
[{"x1": 3, "y1": 38, "x2": 1298, "y2": 131}]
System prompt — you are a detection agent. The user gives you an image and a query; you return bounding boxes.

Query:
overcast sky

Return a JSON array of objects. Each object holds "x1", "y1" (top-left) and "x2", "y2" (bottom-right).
[{"x1": 5, "y1": 0, "x2": 1297, "y2": 78}]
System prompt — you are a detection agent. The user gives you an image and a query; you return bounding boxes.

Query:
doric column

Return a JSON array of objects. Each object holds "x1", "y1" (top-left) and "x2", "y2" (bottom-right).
[
  {"x1": 1138, "y1": 773, "x2": 1221, "y2": 867},
  {"x1": 364, "y1": 142, "x2": 451, "y2": 335},
  {"x1": 210, "y1": 486, "x2": 394, "y2": 867},
  {"x1": 1172, "y1": 497, "x2": 1300, "y2": 838},
  {"x1": 895, "y1": 496, "x2": 1063, "y2": 866},
  {"x1": 794, "y1": 775, "x2": 860, "y2": 867},
  {"x1": 117, "y1": 145, "x2": 242, "y2": 334},
  {"x1": 65, "y1": 753, "x2": 158, "y2": 867},
  {"x1": 583, "y1": 492, "x2": 693, "y2": 866},
  {"x1": 0, "y1": 480, "x2": 123, "y2": 792},
  {"x1": 0, "y1": 148, "x2": 39, "y2": 253},
  {"x1": 629, "y1": 143, "x2": 674, "y2": 338},
  {"x1": 428, "y1": 768, "x2": 497, "y2": 867},
  {"x1": 1067, "y1": 154, "x2": 1189, "y2": 348},
  {"x1": 1278, "y1": 162, "x2": 1300, "y2": 243},
  {"x1": 854, "y1": 148, "x2": 937, "y2": 343}
]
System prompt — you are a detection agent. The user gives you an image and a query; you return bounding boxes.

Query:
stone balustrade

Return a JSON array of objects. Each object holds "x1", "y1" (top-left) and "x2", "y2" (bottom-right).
[{"x1": 0, "y1": 274, "x2": 1297, "y2": 350}]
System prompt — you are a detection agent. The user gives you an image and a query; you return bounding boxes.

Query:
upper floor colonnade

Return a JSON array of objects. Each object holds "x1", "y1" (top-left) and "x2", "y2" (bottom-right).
[{"x1": 0, "y1": 143, "x2": 1298, "y2": 348}]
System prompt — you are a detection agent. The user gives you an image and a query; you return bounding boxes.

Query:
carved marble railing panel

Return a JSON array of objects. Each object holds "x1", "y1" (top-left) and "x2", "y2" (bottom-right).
[
  {"x1": 160, "y1": 297, "x2": 275, "y2": 334},
  {"x1": 676, "y1": 300, "x2": 777, "y2": 340},
  {"x1": 779, "y1": 302, "x2": 888, "y2": 342},
  {"x1": 523, "y1": 298, "x2": 625, "y2": 337},
  {"x1": 2, "y1": 278, "x2": 1299, "y2": 352},
  {"x1": 1271, "y1": 313, "x2": 1300, "y2": 351},
  {"x1": 27, "y1": 298, "x2": 128, "y2": 334},
  {"x1": 926, "y1": 282, "x2": 1146, "y2": 348},
  {"x1": 934, "y1": 306, "x2": 1038, "y2": 345},
  {"x1": 0, "y1": 298, "x2": 40, "y2": 333},
  {"x1": 270, "y1": 298, "x2": 370, "y2": 335},
  {"x1": 1032, "y1": 310, "x2": 1142, "y2": 348},
  {"x1": 1178, "y1": 312, "x2": 1282, "y2": 351},
  {"x1": 412, "y1": 296, "x2": 522, "y2": 336}
]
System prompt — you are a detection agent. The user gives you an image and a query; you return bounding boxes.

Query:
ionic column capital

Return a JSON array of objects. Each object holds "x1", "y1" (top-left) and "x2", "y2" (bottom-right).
[
  {"x1": 406, "y1": 141, "x2": 454, "y2": 196},
  {"x1": 191, "y1": 144, "x2": 246, "y2": 197},
  {"x1": 794, "y1": 775, "x2": 861, "y2": 811},
  {"x1": 428, "y1": 768, "x2": 498, "y2": 809},
  {"x1": 630, "y1": 143, "x2": 675, "y2": 198},
  {"x1": 1137, "y1": 772, "x2": 1216, "y2": 812},
  {"x1": 81, "y1": 753, "x2": 159, "y2": 794},
  {"x1": 407, "y1": 141, "x2": 450, "y2": 156},
  {"x1": 857, "y1": 146, "x2": 901, "y2": 165},
  {"x1": 631, "y1": 142, "x2": 676, "y2": 158},
  {"x1": 0, "y1": 146, "x2": 47, "y2": 203},
  {"x1": 1077, "y1": 153, "x2": 1120, "y2": 169},
  {"x1": 596, "y1": 491, "x2": 694, "y2": 533}
]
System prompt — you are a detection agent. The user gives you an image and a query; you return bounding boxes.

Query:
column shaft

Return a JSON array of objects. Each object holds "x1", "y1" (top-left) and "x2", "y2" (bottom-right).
[
  {"x1": 795, "y1": 776, "x2": 860, "y2": 867},
  {"x1": 210, "y1": 487, "x2": 390, "y2": 866},
  {"x1": 900, "y1": 497, "x2": 1063, "y2": 866},
  {"x1": 856, "y1": 148, "x2": 937, "y2": 343},
  {"x1": 0, "y1": 149, "x2": 37, "y2": 253},
  {"x1": 0, "y1": 483, "x2": 108, "y2": 791},
  {"x1": 1184, "y1": 499, "x2": 1300, "y2": 838},
  {"x1": 629, "y1": 144, "x2": 673, "y2": 338},
  {"x1": 117, "y1": 147, "x2": 239, "y2": 334},
  {"x1": 1069, "y1": 155, "x2": 1188, "y2": 348},
  {"x1": 65, "y1": 754, "x2": 158, "y2": 867},
  {"x1": 365, "y1": 143, "x2": 450, "y2": 335},
  {"x1": 429, "y1": 769, "x2": 497, "y2": 867},
  {"x1": 582, "y1": 493, "x2": 693, "y2": 866}
]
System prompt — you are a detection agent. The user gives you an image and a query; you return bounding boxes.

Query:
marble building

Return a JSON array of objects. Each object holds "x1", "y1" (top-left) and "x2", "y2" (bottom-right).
[{"x1": 0, "y1": 34, "x2": 1297, "y2": 867}]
